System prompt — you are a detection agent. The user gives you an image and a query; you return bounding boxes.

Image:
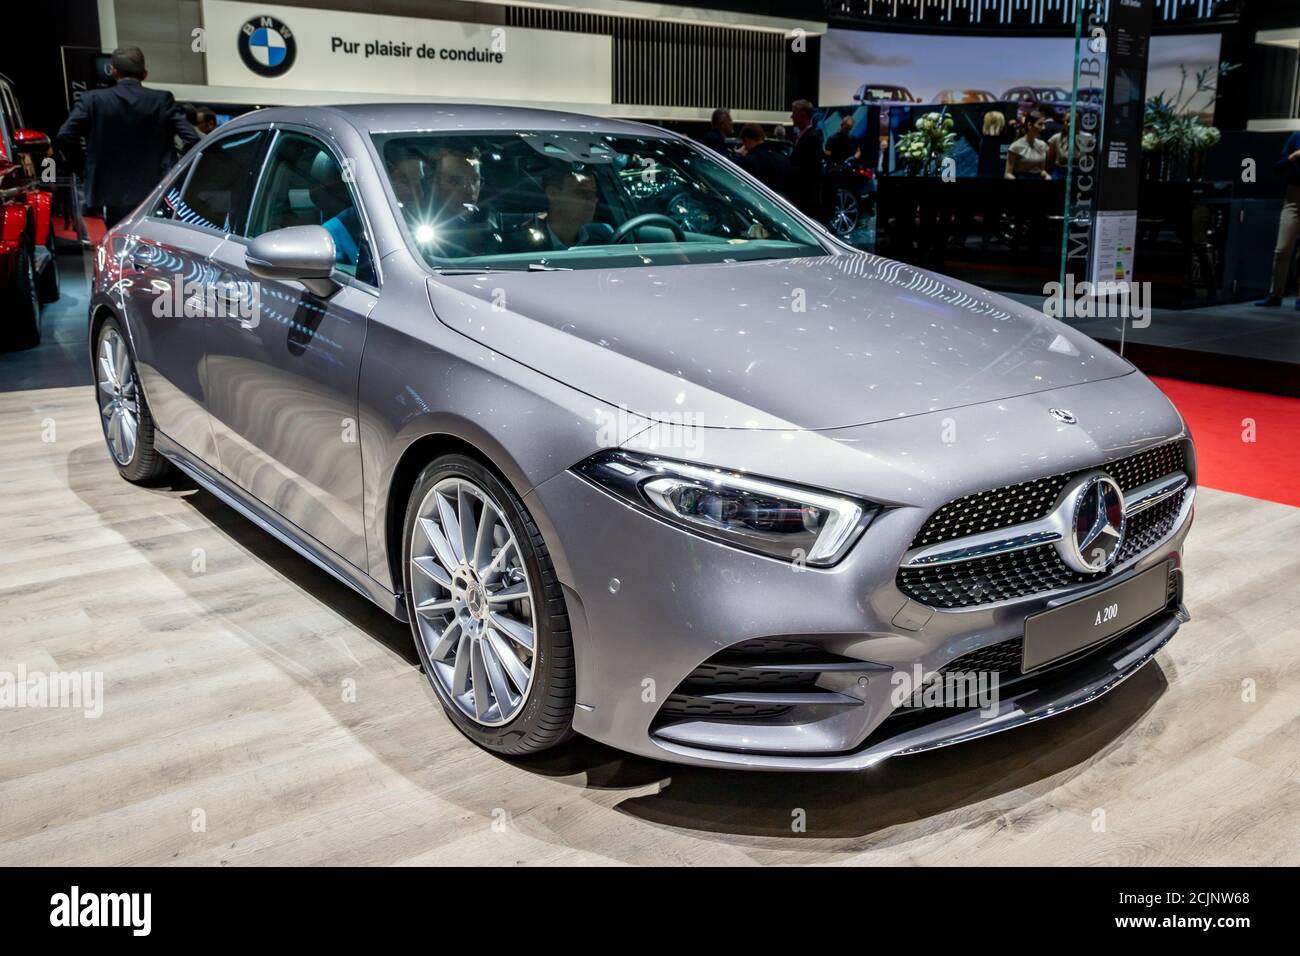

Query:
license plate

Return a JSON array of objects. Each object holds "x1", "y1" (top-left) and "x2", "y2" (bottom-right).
[{"x1": 1022, "y1": 562, "x2": 1171, "y2": 672}]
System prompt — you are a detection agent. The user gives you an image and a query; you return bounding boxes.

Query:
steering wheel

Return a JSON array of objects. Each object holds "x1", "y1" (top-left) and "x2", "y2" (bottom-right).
[{"x1": 612, "y1": 213, "x2": 687, "y2": 244}]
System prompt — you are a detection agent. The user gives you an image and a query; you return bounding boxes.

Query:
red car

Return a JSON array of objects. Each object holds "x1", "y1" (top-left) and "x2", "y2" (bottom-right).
[{"x1": 0, "y1": 72, "x2": 59, "y2": 350}]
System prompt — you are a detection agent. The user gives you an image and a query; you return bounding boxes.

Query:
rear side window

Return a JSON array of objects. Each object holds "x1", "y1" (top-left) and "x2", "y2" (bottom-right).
[
  {"x1": 163, "y1": 130, "x2": 267, "y2": 233},
  {"x1": 150, "y1": 160, "x2": 194, "y2": 220}
]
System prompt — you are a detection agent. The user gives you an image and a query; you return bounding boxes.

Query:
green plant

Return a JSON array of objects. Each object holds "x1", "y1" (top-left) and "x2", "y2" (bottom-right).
[
  {"x1": 1142, "y1": 61, "x2": 1237, "y2": 157},
  {"x1": 897, "y1": 111, "x2": 956, "y2": 174}
]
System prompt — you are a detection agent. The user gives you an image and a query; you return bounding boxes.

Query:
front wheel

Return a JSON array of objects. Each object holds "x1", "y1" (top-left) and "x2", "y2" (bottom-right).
[
  {"x1": 402, "y1": 454, "x2": 574, "y2": 756},
  {"x1": 94, "y1": 317, "x2": 171, "y2": 482},
  {"x1": 3, "y1": 241, "x2": 41, "y2": 350}
]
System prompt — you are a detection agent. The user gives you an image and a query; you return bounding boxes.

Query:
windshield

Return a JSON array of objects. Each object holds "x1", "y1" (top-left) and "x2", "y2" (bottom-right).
[{"x1": 371, "y1": 130, "x2": 826, "y2": 272}]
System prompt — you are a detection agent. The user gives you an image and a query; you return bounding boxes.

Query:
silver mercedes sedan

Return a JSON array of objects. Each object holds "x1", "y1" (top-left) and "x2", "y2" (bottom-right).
[{"x1": 89, "y1": 105, "x2": 1194, "y2": 771}]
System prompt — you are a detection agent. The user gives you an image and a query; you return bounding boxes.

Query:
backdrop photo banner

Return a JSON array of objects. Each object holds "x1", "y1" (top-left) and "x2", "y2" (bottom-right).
[{"x1": 201, "y1": 0, "x2": 613, "y2": 105}]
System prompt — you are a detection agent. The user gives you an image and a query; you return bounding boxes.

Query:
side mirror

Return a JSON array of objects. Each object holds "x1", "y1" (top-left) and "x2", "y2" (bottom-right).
[
  {"x1": 245, "y1": 225, "x2": 338, "y2": 297},
  {"x1": 13, "y1": 128, "x2": 50, "y2": 151}
]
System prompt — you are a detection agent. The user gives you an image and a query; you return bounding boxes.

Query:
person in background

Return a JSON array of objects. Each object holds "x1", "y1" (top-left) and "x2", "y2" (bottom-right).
[
  {"x1": 734, "y1": 123, "x2": 789, "y2": 194},
  {"x1": 699, "y1": 109, "x2": 733, "y2": 155},
  {"x1": 176, "y1": 102, "x2": 198, "y2": 153},
  {"x1": 1005, "y1": 110, "x2": 1051, "y2": 180},
  {"x1": 1256, "y1": 130, "x2": 1300, "y2": 308},
  {"x1": 56, "y1": 47, "x2": 200, "y2": 228},
  {"x1": 788, "y1": 99, "x2": 824, "y2": 217},
  {"x1": 824, "y1": 114, "x2": 858, "y2": 164},
  {"x1": 978, "y1": 110, "x2": 1009, "y2": 178},
  {"x1": 770, "y1": 124, "x2": 787, "y2": 142},
  {"x1": 195, "y1": 108, "x2": 218, "y2": 137},
  {"x1": 1046, "y1": 110, "x2": 1095, "y2": 180}
]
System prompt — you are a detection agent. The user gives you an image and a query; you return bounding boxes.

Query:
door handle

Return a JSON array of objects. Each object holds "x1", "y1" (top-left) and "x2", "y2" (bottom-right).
[
  {"x1": 211, "y1": 281, "x2": 247, "y2": 301},
  {"x1": 207, "y1": 279, "x2": 260, "y2": 326}
]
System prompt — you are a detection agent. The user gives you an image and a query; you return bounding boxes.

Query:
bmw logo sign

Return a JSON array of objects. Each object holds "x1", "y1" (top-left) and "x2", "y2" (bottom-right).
[{"x1": 238, "y1": 16, "x2": 296, "y2": 78}]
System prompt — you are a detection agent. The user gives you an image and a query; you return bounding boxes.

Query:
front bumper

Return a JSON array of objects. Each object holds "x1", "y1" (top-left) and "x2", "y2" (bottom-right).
[
  {"x1": 653, "y1": 602, "x2": 1187, "y2": 771},
  {"x1": 526, "y1": 375, "x2": 1194, "y2": 771}
]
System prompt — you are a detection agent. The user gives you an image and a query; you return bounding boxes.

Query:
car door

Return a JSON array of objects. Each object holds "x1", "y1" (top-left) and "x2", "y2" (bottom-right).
[
  {"x1": 203, "y1": 128, "x2": 378, "y2": 569},
  {"x1": 120, "y1": 128, "x2": 269, "y2": 465}
]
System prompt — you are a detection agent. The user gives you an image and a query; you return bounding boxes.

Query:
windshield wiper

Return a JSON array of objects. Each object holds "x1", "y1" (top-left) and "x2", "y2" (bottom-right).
[
  {"x1": 432, "y1": 266, "x2": 517, "y2": 275},
  {"x1": 432, "y1": 263, "x2": 573, "y2": 275}
]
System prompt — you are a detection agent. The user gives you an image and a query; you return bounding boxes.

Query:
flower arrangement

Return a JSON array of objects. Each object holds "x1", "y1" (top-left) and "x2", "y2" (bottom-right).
[{"x1": 897, "y1": 111, "x2": 956, "y2": 175}]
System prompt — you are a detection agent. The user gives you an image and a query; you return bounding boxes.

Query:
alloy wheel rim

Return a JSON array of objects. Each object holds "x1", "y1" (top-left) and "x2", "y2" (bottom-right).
[
  {"x1": 831, "y1": 189, "x2": 858, "y2": 235},
  {"x1": 95, "y1": 329, "x2": 140, "y2": 466},
  {"x1": 409, "y1": 477, "x2": 537, "y2": 727}
]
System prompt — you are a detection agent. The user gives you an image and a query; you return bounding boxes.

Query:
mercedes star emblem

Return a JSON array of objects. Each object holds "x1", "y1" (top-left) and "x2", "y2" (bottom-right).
[{"x1": 1056, "y1": 472, "x2": 1126, "y2": 573}]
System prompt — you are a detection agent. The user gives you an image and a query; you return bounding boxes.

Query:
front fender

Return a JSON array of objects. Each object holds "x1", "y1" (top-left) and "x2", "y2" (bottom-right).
[{"x1": 356, "y1": 305, "x2": 623, "y2": 594}]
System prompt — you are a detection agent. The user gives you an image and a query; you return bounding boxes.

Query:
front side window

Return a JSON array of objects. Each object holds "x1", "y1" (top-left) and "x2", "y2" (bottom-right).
[
  {"x1": 246, "y1": 132, "x2": 377, "y2": 285},
  {"x1": 371, "y1": 130, "x2": 826, "y2": 272},
  {"x1": 164, "y1": 130, "x2": 266, "y2": 233}
]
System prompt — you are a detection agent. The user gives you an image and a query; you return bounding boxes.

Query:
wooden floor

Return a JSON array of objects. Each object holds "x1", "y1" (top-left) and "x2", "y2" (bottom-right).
[{"x1": 1, "y1": 382, "x2": 1298, "y2": 866}]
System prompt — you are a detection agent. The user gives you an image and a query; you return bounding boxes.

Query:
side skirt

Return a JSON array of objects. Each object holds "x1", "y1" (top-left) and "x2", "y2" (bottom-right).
[{"x1": 156, "y1": 431, "x2": 408, "y2": 622}]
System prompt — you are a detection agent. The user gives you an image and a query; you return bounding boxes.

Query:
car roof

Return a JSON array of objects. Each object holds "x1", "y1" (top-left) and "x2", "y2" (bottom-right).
[{"x1": 224, "y1": 103, "x2": 670, "y2": 139}]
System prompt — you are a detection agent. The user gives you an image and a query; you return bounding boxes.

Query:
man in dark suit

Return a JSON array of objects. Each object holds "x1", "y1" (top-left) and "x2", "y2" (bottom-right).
[
  {"x1": 787, "y1": 99, "x2": 824, "y2": 219},
  {"x1": 56, "y1": 47, "x2": 200, "y2": 228},
  {"x1": 734, "y1": 124, "x2": 789, "y2": 195},
  {"x1": 698, "y1": 109, "x2": 733, "y2": 156}
]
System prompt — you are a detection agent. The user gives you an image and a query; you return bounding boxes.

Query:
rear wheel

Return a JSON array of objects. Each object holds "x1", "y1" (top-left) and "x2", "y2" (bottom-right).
[
  {"x1": 828, "y1": 188, "x2": 860, "y2": 237},
  {"x1": 94, "y1": 317, "x2": 171, "y2": 483},
  {"x1": 36, "y1": 224, "x2": 59, "y2": 304},
  {"x1": 402, "y1": 454, "x2": 574, "y2": 755}
]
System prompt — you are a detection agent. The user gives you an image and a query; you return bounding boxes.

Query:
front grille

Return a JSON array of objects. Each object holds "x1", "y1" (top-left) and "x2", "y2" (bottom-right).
[
  {"x1": 939, "y1": 637, "x2": 1024, "y2": 676},
  {"x1": 1117, "y1": 491, "x2": 1185, "y2": 564},
  {"x1": 911, "y1": 474, "x2": 1074, "y2": 548},
  {"x1": 1106, "y1": 442, "x2": 1186, "y2": 492},
  {"x1": 898, "y1": 544, "x2": 1102, "y2": 608},
  {"x1": 898, "y1": 442, "x2": 1188, "y2": 608}
]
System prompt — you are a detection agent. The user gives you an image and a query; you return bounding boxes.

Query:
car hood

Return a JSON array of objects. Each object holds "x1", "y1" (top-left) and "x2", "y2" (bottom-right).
[{"x1": 427, "y1": 253, "x2": 1132, "y2": 430}]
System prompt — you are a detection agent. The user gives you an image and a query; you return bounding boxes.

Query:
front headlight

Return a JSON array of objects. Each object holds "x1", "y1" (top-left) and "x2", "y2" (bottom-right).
[{"x1": 573, "y1": 451, "x2": 877, "y2": 567}]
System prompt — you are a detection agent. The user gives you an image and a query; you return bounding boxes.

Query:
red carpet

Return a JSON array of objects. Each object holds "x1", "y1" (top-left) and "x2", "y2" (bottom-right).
[
  {"x1": 51, "y1": 214, "x2": 105, "y2": 245},
  {"x1": 1151, "y1": 377, "x2": 1300, "y2": 508}
]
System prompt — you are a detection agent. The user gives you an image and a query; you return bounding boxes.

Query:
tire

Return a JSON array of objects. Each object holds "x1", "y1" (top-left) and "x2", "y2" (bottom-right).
[
  {"x1": 401, "y1": 453, "x2": 574, "y2": 756},
  {"x1": 37, "y1": 225, "x2": 59, "y2": 304},
  {"x1": 93, "y1": 316, "x2": 172, "y2": 483},
  {"x1": 827, "y1": 188, "x2": 860, "y2": 238},
  {"x1": 3, "y1": 241, "x2": 41, "y2": 350}
]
